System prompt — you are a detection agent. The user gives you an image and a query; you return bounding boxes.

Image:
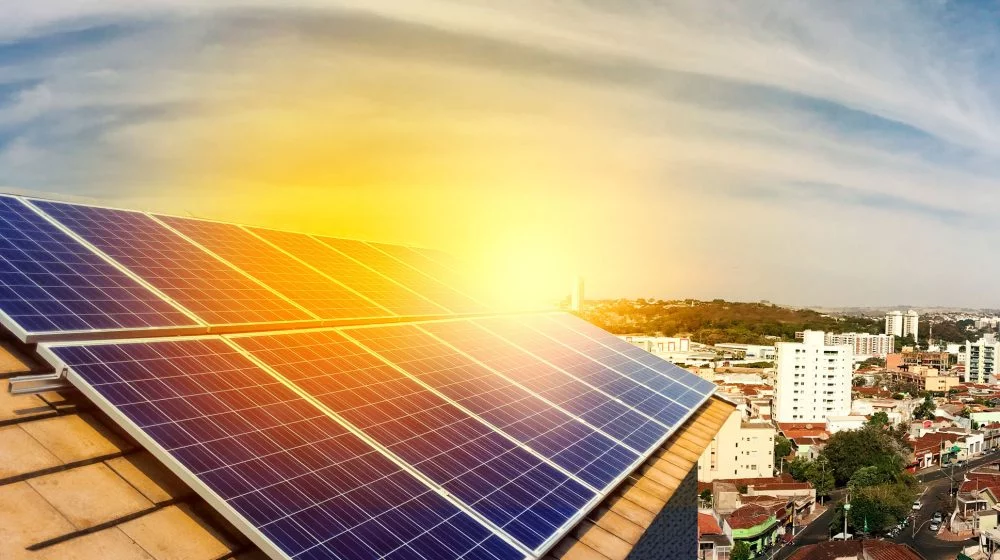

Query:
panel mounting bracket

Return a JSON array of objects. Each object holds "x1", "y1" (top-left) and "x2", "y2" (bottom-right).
[{"x1": 7, "y1": 368, "x2": 72, "y2": 395}]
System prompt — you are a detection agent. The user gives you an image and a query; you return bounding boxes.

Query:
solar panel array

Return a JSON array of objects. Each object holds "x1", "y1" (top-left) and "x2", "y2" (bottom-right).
[
  {"x1": 0, "y1": 196, "x2": 492, "y2": 341},
  {"x1": 41, "y1": 313, "x2": 715, "y2": 560},
  {"x1": 0, "y1": 193, "x2": 717, "y2": 560}
]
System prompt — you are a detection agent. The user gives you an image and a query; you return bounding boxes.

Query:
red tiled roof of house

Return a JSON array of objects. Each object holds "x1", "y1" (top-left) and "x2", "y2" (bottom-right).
[
  {"x1": 727, "y1": 504, "x2": 773, "y2": 529},
  {"x1": 910, "y1": 432, "x2": 953, "y2": 454},
  {"x1": 777, "y1": 422, "x2": 829, "y2": 439},
  {"x1": 698, "y1": 513, "x2": 723, "y2": 539}
]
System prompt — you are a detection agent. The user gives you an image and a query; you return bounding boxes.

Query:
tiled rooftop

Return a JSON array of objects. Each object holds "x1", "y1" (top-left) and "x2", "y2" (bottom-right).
[{"x1": 1, "y1": 340, "x2": 732, "y2": 560}]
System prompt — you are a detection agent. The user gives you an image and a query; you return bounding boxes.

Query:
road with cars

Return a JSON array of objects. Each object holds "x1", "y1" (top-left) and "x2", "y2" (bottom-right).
[{"x1": 771, "y1": 451, "x2": 999, "y2": 559}]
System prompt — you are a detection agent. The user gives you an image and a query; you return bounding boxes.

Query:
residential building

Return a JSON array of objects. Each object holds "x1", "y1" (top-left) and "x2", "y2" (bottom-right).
[
  {"x1": 885, "y1": 310, "x2": 919, "y2": 341},
  {"x1": 824, "y1": 332, "x2": 895, "y2": 358},
  {"x1": 698, "y1": 407, "x2": 775, "y2": 481},
  {"x1": 966, "y1": 334, "x2": 1000, "y2": 384},
  {"x1": 775, "y1": 331, "x2": 853, "y2": 423},
  {"x1": 726, "y1": 504, "x2": 779, "y2": 557},
  {"x1": 714, "y1": 343, "x2": 777, "y2": 361},
  {"x1": 886, "y1": 351, "x2": 950, "y2": 372},
  {"x1": 698, "y1": 512, "x2": 731, "y2": 560}
]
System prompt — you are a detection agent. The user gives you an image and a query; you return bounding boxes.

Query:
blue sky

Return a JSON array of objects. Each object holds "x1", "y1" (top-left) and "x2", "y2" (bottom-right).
[{"x1": 2, "y1": 1, "x2": 1000, "y2": 307}]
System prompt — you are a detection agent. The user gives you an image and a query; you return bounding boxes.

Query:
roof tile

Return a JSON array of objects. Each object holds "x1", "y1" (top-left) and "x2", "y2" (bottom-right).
[
  {"x1": 19, "y1": 414, "x2": 129, "y2": 463},
  {"x1": 105, "y1": 453, "x2": 192, "y2": 505},
  {"x1": 0, "y1": 425, "x2": 62, "y2": 480},
  {"x1": 118, "y1": 505, "x2": 234, "y2": 560},
  {"x1": 32, "y1": 528, "x2": 155, "y2": 560},
  {"x1": 0, "y1": 482, "x2": 77, "y2": 557},
  {"x1": 26, "y1": 462, "x2": 153, "y2": 530}
]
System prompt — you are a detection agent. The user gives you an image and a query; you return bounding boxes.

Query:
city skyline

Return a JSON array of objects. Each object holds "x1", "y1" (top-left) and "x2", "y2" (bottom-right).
[{"x1": 3, "y1": 1, "x2": 1000, "y2": 306}]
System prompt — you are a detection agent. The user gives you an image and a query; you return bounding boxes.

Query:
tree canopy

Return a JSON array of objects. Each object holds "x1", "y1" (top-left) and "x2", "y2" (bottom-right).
[
  {"x1": 913, "y1": 395, "x2": 937, "y2": 420},
  {"x1": 731, "y1": 542, "x2": 751, "y2": 560},
  {"x1": 820, "y1": 424, "x2": 910, "y2": 486}
]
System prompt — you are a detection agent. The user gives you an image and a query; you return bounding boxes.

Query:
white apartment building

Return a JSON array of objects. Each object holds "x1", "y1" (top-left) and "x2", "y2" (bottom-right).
[
  {"x1": 965, "y1": 334, "x2": 1000, "y2": 384},
  {"x1": 775, "y1": 330, "x2": 853, "y2": 423},
  {"x1": 885, "y1": 310, "x2": 919, "y2": 342},
  {"x1": 697, "y1": 408, "x2": 775, "y2": 481},
  {"x1": 823, "y1": 332, "x2": 894, "y2": 358},
  {"x1": 623, "y1": 335, "x2": 690, "y2": 354}
]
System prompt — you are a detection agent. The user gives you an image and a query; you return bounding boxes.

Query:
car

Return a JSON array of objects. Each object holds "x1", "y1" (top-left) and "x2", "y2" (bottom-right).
[
  {"x1": 929, "y1": 521, "x2": 940, "y2": 531},
  {"x1": 912, "y1": 500, "x2": 921, "y2": 510},
  {"x1": 932, "y1": 512, "x2": 943, "y2": 523}
]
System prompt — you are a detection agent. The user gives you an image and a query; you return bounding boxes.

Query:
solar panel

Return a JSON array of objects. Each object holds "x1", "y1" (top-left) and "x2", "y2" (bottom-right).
[
  {"x1": 156, "y1": 216, "x2": 390, "y2": 321},
  {"x1": 420, "y1": 320, "x2": 670, "y2": 452},
  {"x1": 41, "y1": 338, "x2": 526, "y2": 560},
  {"x1": 543, "y1": 313, "x2": 718, "y2": 398},
  {"x1": 230, "y1": 329, "x2": 596, "y2": 553},
  {"x1": 0, "y1": 196, "x2": 197, "y2": 339},
  {"x1": 31, "y1": 200, "x2": 314, "y2": 326},
  {"x1": 366, "y1": 243, "x2": 490, "y2": 309},
  {"x1": 249, "y1": 228, "x2": 449, "y2": 318},
  {"x1": 474, "y1": 317, "x2": 692, "y2": 427},
  {"x1": 521, "y1": 314, "x2": 717, "y2": 405},
  {"x1": 316, "y1": 237, "x2": 487, "y2": 315},
  {"x1": 339, "y1": 324, "x2": 640, "y2": 490}
]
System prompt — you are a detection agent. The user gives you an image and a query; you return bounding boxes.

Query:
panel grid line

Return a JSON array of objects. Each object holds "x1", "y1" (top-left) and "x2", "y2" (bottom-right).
[
  {"x1": 410, "y1": 324, "x2": 644, "y2": 456},
  {"x1": 239, "y1": 225, "x2": 396, "y2": 317},
  {"x1": 365, "y1": 242, "x2": 490, "y2": 311},
  {"x1": 148, "y1": 215, "x2": 322, "y2": 321},
  {"x1": 220, "y1": 337, "x2": 536, "y2": 559},
  {"x1": 335, "y1": 328, "x2": 601, "y2": 494}
]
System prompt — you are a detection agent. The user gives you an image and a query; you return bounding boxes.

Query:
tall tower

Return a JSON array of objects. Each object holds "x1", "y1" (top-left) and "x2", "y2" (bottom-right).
[
  {"x1": 570, "y1": 276, "x2": 585, "y2": 311},
  {"x1": 904, "y1": 310, "x2": 919, "y2": 343},
  {"x1": 885, "y1": 311, "x2": 903, "y2": 337}
]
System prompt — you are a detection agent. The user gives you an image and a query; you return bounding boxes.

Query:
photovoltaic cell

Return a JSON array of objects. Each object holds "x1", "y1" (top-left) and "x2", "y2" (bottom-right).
[
  {"x1": 231, "y1": 329, "x2": 595, "y2": 553},
  {"x1": 340, "y1": 324, "x2": 638, "y2": 489},
  {"x1": 316, "y1": 237, "x2": 487, "y2": 315},
  {"x1": 47, "y1": 338, "x2": 524, "y2": 560},
  {"x1": 520, "y1": 314, "x2": 715, "y2": 408},
  {"x1": 474, "y1": 317, "x2": 691, "y2": 428},
  {"x1": 32, "y1": 200, "x2": 312, "y2": 326},
  {"x1": 545, "y1": 314, "x2": 718, "y2": 398},
  {"x1": 156, "y1": 216, "x2": 389, "y2": 320},
  {"x1": 367, "y1": 243, "x2": 490, "y2": 309},
  {"x1": 420, "y1": 320, "x2": 670, "y2": 452},
  {"x1": 249, "y1": 228, "x2": 448, "y2": 317},
  {"x1": 0, "y1": 196, "x2": 195, "y2": 335}
]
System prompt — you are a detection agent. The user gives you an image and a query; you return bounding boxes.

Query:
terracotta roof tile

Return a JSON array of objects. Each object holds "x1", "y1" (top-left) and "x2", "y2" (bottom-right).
[
  {"x1": 0, "y1": 425, "x2": 61, "y2": 480},
  {"x1": 32, "y1": 529, "x2": 155, "y2": 560},
  {"x1": 698, "y1": 513, "x2": 723, "y2": 538},
  {"x1": 26, "y1": 462, "x2": 153, "y2": 530},
  {"x1": 104, "y1": 453, "x2": 192, "y2": 505},
  {"x1": 18, "y1": 414, "x2": 130, "y2": 463},
  {"x1": 118, "y1": 505, "x2": 234, "y2": 560}
]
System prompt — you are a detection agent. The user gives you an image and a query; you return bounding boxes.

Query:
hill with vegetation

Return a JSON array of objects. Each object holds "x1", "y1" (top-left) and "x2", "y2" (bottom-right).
[{"x1": 578, "y1": 299, "x2": 882, "y2": 345}]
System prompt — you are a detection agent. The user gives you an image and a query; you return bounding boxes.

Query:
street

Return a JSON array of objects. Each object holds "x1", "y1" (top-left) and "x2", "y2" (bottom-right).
[{"x1": 769, "y1": 452, "x2": 999, "y2": 559}]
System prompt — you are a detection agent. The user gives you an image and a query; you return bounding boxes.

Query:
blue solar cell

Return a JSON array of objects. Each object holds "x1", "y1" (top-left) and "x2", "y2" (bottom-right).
[
  {"x1": 475, "y1": 317, "x2": 692, "y2": 428},
  {"x1": 0, "y1": 196, "x2": 195, "y2": 335},
  {"x1": 32, "y1": 200, "x2": 312, "y2": 326},
  {"x1": 420, "y1": 320, "x2": 670, "y2": 453},
  {"x1": 232, "y1": 329, "x2": 595, "y2": 553},
  {"x1": 544, "y1": 313, "x2": 718, "y2": 397},
  {"x1": 341, "y1": 324, "x2": 639, "y2": 489},
  {"x1": 156, "y1": 216, "x2": 389, "y2": 320},
  {"x1": 47, "y1": 338, "x2": 524, "y2": 560}
]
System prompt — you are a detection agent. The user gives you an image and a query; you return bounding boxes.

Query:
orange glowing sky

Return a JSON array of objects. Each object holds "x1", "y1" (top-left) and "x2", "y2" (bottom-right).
[{"x1": 5, "y1": 2, "x2": 1000, "y2": 307}]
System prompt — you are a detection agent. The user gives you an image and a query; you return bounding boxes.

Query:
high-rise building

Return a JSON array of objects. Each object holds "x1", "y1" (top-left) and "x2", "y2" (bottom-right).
[
  {"x1": 904, "y1": 310, "x2": 919, "y2": 343},
  {"x1": 885, "y1": 310, "x2": 918, "y2": 341},
  {"x1": 823, "y1": 332, "x2": 895, "y2": 357},
  {"x1": 965, "y1": 333, "x2": 999, "y2": 384},
  {"x1": 775, "y1": 331, "x2": 853, "y2": 423}
]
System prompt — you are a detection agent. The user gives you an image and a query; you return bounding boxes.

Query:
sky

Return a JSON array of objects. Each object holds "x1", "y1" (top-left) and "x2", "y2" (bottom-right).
[{"x1": 2, "y1": 1, "x2": 1000, "y2": 308}]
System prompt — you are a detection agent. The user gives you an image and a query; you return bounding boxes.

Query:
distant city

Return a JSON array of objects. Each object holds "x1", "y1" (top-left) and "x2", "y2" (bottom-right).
[{"x1": 572, "y1": 294, "x2": 1000, "y2": 559}]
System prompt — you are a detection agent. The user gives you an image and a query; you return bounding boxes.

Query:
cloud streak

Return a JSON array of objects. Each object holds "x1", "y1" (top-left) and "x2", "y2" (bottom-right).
[{"x1": 0, "y1": 1, "x2": 998, "y2": 306}]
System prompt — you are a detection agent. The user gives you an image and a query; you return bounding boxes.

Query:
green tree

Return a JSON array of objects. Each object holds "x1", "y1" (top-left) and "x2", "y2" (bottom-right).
[
  {"x1": 848, "y1": 465, "x2": 889, "y2": 489},
  {"x1": 807, "y1": 457, "x2": 835, "y2": 497},
  {"x1": 787, "y1": 457, "x2": 812, "y2": 481},
  {"x1": 913, "y1": 395, "x2": 936, "y2": 420},
  {"x1": 853, "y1": 376, "x2": 867, "y2": 387},
  {"x1": 774, "y1": 435, "x2": 792, "y2": 465},
  {"x1": 960, "y1": 407, "x2": 972, "y2": 419},
  {"x1": 731, "y1": 541, "x2": 751, "y2": 560},
  {"x1": 699, "y1": 489, "x2": 712, "y2": 505},
  {"x1": 867, "y1": 411, "x2": 890, "y2": 428},
  {"x1": 819, "y1": 424, "x2": 907, "y2": 486}
]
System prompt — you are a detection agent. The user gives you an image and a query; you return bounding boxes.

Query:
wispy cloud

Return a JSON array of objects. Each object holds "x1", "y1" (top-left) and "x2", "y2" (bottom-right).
[{"x1": 0, "y1": 1, "x2": 997, "y2": 306}]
